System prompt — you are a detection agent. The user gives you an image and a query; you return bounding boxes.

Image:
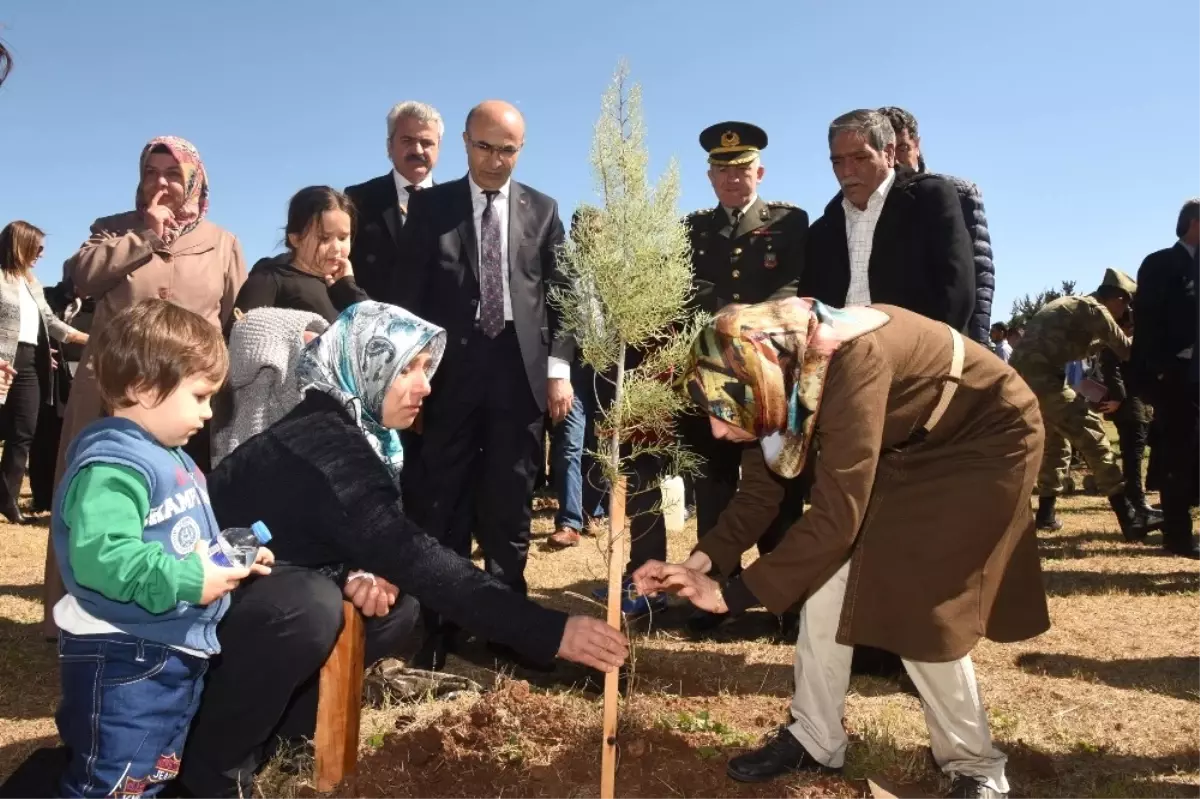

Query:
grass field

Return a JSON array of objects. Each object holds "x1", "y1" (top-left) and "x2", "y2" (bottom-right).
[{"x1": 1, "y1": 489, "x2": 1196, "y2": 797}]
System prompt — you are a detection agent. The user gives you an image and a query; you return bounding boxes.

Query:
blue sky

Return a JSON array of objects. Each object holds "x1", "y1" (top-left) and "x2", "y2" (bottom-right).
[{"x1": 1, "y1": 0, "x2": 1196, "y2": 321}]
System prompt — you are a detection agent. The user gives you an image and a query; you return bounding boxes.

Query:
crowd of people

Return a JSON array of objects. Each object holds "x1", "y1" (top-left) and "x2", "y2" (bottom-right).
[{"x1": 0, "y1": 45, "x2": 1195, "y2": 797}]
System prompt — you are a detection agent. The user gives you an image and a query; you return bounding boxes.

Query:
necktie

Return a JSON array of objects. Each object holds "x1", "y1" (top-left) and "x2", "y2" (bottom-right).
[
  {"x1": 479, "y1": 190, "x2": 504, "y2": 338},
  {"x1": 406, "y1": 185, "x2": 422, "y2": 194},
  {"x1": 725, "y1": 208, "x2": 743, "y2": 238}
]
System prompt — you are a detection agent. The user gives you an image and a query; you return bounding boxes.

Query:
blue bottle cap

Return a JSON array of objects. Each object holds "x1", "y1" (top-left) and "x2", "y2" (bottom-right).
[{"x1": 250, "y1": 521, "x2": 273, "y2": 544}]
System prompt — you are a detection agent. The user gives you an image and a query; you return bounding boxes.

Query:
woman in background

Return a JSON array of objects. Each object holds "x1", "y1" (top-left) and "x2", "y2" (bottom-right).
[
  {"x1": 234, "y1": 186, "x2": 368, "y2": 322},
  {"x1": 46, "y1": 135, "x2": 245, "y2": 636},
  {"x1": 0, "y1": 221, "x2": 88, "y2": 524}
]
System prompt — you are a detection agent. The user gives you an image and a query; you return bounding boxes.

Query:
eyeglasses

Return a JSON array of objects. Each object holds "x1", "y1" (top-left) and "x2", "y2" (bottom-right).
[{"x1": 467, "y1": 137, "x2": 521, "y2": 160}]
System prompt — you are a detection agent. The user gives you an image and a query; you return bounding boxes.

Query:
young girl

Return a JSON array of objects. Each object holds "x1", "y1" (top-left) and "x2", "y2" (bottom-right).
[{"x1": 234, "y1": 186, "x2": 368, "y2": 322}]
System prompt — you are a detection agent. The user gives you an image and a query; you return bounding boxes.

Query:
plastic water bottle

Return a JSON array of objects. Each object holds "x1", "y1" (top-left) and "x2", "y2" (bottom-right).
[{"x1": 208, "y1": 521, "x2": 272, "y2": 569}]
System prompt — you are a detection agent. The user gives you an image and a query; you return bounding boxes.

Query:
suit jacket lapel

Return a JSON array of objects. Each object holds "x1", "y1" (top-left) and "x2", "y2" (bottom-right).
[
  {"x1": 455, "y1": 178, "x2": 480, "y2": 280},
  {"x1": 734, "y1": 197, "x2": 768, "y2": 239},
  {"x1": 869, "y1": 184, "x2": 910, "y2": 274},
  {"x1": 376, "y1": 175, "x2": 401, "y2": 246},
  {"x1": 508, "y1": 182, "x2": 531, "y2": 280}
]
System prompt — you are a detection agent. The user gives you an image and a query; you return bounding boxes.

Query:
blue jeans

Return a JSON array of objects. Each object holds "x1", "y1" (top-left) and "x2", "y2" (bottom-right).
[
  {"x1": 551, "y1": 394, "x2": 586, "y2": 531},
  {"x1": 57, "y1": 631, "x2": 207, "y2": 798}
]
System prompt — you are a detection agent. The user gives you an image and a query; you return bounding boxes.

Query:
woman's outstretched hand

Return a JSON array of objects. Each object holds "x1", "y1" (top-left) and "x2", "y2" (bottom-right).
[
  {"x1": 633, "y1": 557, "x2": 727, "y2": 614},
  {"x1": 557, "y1": 615, "x2": 628, "y2": 673}
]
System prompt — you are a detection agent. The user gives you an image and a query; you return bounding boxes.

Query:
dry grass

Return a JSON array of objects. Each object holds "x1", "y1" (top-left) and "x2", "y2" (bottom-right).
[{"x1": 1, "y1": 483, "x2": 1196, "y2": 796}]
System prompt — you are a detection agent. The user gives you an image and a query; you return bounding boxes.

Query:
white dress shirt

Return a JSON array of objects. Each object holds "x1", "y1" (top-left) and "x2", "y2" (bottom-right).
[
  {"x1": 842, "y1": 169, "x2": 896, "y2": 307},
  {"x1": 1180, "y1": 239, "x2": 1197, "y2": 260},
  {"x1": 995, "y1": 338, "x2": 1013, "y2": 363},
  {"x1": 17, "y1": 278, "x2": 40, "y2": 344},
  {"x1": 467, "y1": 174, "x2": 569, "y2": 380},
  {"x1": 392, "y1": 169, "x2": 434, "y2": 213}
]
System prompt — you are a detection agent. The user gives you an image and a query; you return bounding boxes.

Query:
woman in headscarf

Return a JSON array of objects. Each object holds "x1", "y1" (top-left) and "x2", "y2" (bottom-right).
[
  {"x1": 634, "y1": 298, "x2": 1049, "y2": 799},
  {"x1": 178, "y1": 302, "x2": 628, "y2": 797},
  {"x1": 43, "y1": 136, "x2": 246, "y2": 634}
]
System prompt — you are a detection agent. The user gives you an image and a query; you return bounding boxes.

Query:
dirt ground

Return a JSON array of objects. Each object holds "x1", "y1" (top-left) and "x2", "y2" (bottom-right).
[{"x1": 1, "y1": 487, "x2": 1197, "y2": 798}]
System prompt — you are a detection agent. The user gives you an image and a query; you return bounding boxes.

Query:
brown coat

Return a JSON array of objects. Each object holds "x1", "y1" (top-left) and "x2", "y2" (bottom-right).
[
  {"x1": 54, "y1": 212, "x2": 246, "y2": 482},
  {"x1": 697, "y1": 306, "x2": 1049, "y2": 662}
]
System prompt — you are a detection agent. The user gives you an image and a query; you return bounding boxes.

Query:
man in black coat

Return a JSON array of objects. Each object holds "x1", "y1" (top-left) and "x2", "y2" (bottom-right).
[
  {"x1": 1130, "y1": 198, "x2": 1199, "y2": 558},
  {"x1": 399, "y1": 101, "x2": 574, "y2": 665},
  {"x1": 345, "y1": 100, "x2": 443, "y2": 304},
  {"x1": 799, "y1": 109, "x2": 974, "y2": 332}
]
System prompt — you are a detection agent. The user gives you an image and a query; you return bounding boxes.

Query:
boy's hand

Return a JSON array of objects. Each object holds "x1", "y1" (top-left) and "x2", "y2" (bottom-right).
[{"x1": 192, "y1": 540, "x2": 252, "y2": 605}]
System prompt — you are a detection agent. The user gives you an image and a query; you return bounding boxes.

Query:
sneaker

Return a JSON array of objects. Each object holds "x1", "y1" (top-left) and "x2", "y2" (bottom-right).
[{"x1": 592, "y1": 579, "x2": 668, "y2": 617}]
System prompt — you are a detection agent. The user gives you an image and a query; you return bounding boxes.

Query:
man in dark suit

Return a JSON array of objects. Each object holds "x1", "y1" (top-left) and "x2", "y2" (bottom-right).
[
  {"x1": 1130, "y1": 198, "x2": 1199, "y2": 558},
  {"x1": 799, "y1": 109, "x2": 974, "y2": 331},
  {"x1": 401, "y1": 100, "x2": 574, "y2": 665},
  {"x1": 345, "y1": 100, "x2": 443, "y2": 303}
]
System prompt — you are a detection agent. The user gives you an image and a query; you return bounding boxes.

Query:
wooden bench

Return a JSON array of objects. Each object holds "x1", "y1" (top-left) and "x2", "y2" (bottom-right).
[{"x1": 314, "y1": 600, "x2": 365, "y2": 792}]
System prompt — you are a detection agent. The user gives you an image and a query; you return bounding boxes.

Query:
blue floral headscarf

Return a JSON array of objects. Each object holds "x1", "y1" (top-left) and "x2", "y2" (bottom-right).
[{"x1": 297, "y1": 301, "x2": 446, "y2": 476}]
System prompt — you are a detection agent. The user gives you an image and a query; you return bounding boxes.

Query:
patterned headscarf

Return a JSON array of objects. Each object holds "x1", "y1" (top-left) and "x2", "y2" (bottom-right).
[
  {"x1": 684, "y1": 297, "x2": 889, "y2": 478},
  {"x1": 297, "y1": 301, "x2": 446, "y2": 477},
  {"x1": 136, "y1": 136, "x2": 209, "y2": 245}
]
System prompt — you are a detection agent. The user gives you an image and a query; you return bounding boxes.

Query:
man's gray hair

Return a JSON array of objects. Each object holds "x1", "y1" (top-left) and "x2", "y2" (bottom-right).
[
  {"x1": 386, "y1": 101, "x2": 444, "y2": 141},
  {"x1": 1176, "y1": 197, "x2": 1200, "y2": 238},
  {"x1": 828, "y1": 109, "x2": 896, "y2": 152}
]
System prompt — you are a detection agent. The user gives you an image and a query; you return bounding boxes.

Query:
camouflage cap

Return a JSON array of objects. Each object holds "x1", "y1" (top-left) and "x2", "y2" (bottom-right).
[{"x1": 1099, "y1": 268, "x2": 1137, "y2": 297}]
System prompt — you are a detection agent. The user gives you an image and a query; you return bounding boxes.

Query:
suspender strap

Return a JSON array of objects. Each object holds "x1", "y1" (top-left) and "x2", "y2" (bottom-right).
[{"x1": 920, "y1": 324, "x2": 965, "y2": 436}]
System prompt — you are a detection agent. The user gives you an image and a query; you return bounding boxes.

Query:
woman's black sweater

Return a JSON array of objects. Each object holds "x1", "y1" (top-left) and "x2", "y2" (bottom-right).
[
  {"x1": 208, "y1": 391, "x2": 568, "y2": 663},
  {"x1": 234, "y1": 255, "x2": 369, "y2": 323}
]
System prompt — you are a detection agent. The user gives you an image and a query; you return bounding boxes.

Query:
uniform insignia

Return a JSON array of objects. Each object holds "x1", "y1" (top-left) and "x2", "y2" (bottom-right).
[
  {"x1": 764, "y1": 253, "x2": 778, "y2": 269},
  {"x1": 720, "y1": 130, "x2": 740, "y2": 148},
  {"x1": 766, "y1": 201, "x2": 797, "y2": 209}
]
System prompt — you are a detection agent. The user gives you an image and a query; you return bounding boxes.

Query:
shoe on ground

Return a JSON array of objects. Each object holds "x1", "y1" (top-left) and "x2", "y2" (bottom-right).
[
  {"x1": 592, "y1": 578, "x2": 668, "y2": 617},
  {"x1": 947, "y1": 774, "x2": 1007, "y2": 798},
  {"x1": 547, "y1": 526, "x2": 582, "y2": 548},
  {"x1": 726, "y1": 726, "x2": 840, "y2": 783},
  {"x1": 1162, "y1": 536, "x2": 1200, "y2": 559},
  {"x1": 685, "y1": 608, "x2": 730, "y2": 635}
]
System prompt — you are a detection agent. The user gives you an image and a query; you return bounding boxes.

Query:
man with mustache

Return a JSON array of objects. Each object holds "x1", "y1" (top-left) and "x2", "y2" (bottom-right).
[
  {"x1": 346, "y1": 101, "x2": 442, "y2": 305},
  {"x1": 798, "y1": 108, "x2": 974, "y2": 332}
]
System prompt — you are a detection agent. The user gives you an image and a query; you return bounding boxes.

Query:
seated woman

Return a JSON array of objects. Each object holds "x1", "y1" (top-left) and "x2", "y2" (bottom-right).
[
  {"x1": 234, "y1": 186, "x2": 368, "y2": 322},
  {"x1": 634, "y1": 298, "x2": 1049, "y2": 799},
  {"x1": 179, "y1": 301, "x2": 627, "y2": 797}
]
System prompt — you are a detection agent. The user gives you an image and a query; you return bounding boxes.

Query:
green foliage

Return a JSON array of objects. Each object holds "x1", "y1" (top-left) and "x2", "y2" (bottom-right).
[
  {"x1": 657, "y1": 710, "x2": 756, "y2": 748},
  {"x1": 1010, "y1": 279, "x2": 1078, "y2": 327},
  {"x1": 550, "y1": 60, "x2": 706, "y2": 516}
]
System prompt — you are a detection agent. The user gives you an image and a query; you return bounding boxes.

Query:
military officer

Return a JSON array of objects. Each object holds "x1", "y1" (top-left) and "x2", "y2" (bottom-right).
[
  {"x1": 681, "y1": 121, "x2": 809, "y2": 635},
  {"x1": 1010, "y1": 268, "x2": 1161, "y2": 540}
]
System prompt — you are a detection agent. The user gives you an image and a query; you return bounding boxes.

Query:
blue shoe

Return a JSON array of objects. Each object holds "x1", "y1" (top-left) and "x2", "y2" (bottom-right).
[{"x1": 592, "y1": 579, "x2": 669, "y2": 617}]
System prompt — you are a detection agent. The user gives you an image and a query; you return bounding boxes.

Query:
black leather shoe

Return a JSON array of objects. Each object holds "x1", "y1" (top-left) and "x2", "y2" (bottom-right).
[
  {"x1": 948, "y1": 775, "x2": 1006, "y2": 798},
  {"x1": 487, "y1": 641, "x2": 555, "y2": 673},
  {"x1": 0, "y1": 499, "x2": 25, "y2": 526},
  {"x1": 685, "y1": 609, "x2": 729, "y2": 636},
  {"x1": 1034, "y1": 496, "x2": 1062, "y2": 532},
  {"x1": 726, "y1": 726, "x2": 838, "y2": 783},
  {"x1": 411, "y1": 631, "x2": 451, "y2": 671},
  {"x1": 1162, "y1": 537, "x2": 1200, "y2": 559}
]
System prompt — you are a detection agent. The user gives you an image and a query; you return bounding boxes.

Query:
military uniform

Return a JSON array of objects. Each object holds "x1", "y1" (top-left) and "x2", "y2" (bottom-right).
[
  {"x1": 686, "y1": 197, "x2": 809, "y2": 314},
  {"x1": 1010, "y1": 291, "x2": 1129, "y2": 498},
  {"x1": 682, "y1": 123, "x2": 810, "y2": 636}
]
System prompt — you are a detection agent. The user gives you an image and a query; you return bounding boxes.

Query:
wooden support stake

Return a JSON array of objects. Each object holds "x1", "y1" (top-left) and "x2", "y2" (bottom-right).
[
  {"x1": 314, "y1": 600, "x2": 366, "y2": 792},
  {"x1": 600, "y1": 476, "x2": 628, "y2": 799}
]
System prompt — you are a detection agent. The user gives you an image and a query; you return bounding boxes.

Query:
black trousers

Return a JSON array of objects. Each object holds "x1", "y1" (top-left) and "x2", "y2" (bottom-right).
[
  {"x1": 0, "y1": 344, "x2": 39, "y2": 512},
  {"x1": 1112, "y1": 398, "x2": 1150, "y2": 506},
  {"x1": 583, "y1": 447, "x2": 667, "y2": 576},
  {"x1": 413, "y1": 326, "x2": 542, "y2": 595},
  {"x1": 679, "y1": 413, "x2": 807, "y2": 559},
  {"x1": 179, "y1": 567, "x2": 420, "y2": 797},
  {"x1": 1157, "y1": 374, "x2": 1199, "y2": 545},
  {"x1": 27, "y1": 406, "x2": 61, "y2": 512}
]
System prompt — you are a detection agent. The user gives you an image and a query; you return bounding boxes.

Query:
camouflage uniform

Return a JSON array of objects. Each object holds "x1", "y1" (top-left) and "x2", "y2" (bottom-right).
[{"x1": 1010, "y1": 294, "x2": 1130, "y2": 497}]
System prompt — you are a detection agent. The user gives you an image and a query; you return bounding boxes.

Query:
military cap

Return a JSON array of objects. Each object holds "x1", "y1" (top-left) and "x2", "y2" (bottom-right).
[
  {"x1": 700, "y1": 122, "x2": 767, "y2": 166},
  {"x1": 1099, "y1": 267, "x2": 1137, "y2": 297}
]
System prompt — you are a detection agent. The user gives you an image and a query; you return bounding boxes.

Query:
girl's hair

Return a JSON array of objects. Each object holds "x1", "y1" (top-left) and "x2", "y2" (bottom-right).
[
  {"x1": 0, "y1": 220, "x2": 45, "y2": 277},
  {"x1": 284, "y1": 186, "x2": 356, "y2": 252}
]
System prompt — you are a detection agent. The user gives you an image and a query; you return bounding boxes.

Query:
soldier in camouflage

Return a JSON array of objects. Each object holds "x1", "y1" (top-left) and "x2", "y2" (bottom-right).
[
  {"x1": 681, "y1": 122, "x2": 809, "y2": 636},
  {"x1": 1010, "y1": 268, "x2": 1163, "y2": 539}
]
